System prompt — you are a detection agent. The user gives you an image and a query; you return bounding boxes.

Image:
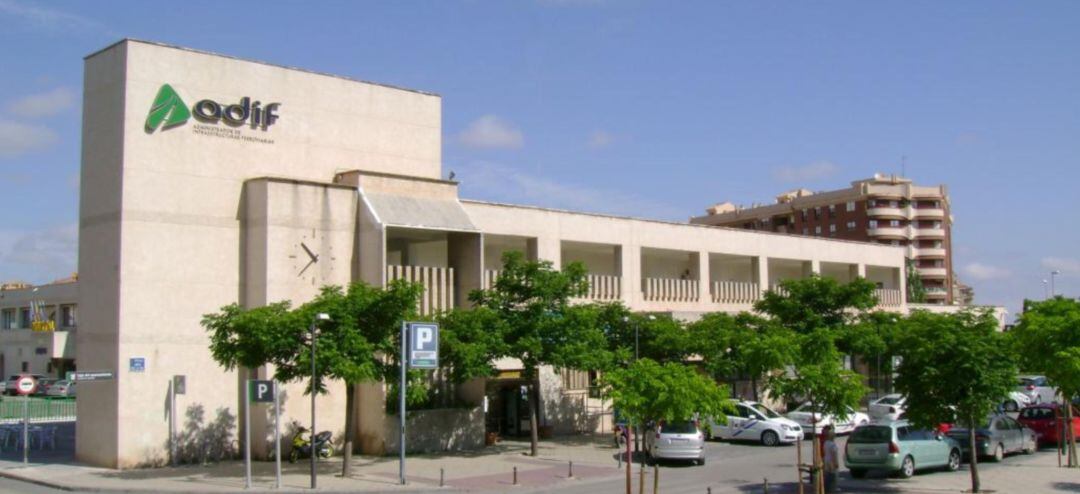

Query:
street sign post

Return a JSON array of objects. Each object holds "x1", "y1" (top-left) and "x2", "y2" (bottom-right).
[
  {"x1": 16, "y1": 376, "x2": 35, "y2": 465},
  {"x1": 15, "y1": 376, "x2": 36, "y2": 395},
  {"x1": 245, "y1": 379, "x2": 278, "y2": 489},
  {"x1": 400, "y1": 322, "x2": 439, "y2": 485},
  {"x1": 67, "y1": 371, "x2": 115, "y2": 382}
]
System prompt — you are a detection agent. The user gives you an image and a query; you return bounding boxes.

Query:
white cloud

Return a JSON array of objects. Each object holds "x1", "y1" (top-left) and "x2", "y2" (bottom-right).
[
  {"x1": 0, "y1": 0, "x2": 106, "y2": 32},
  {"x1": 457, "y1": 115, "x2": 524, "y2": 150},
  {"x1": 588, "y1": 130, "x2": 615, "y2": 149},
  {"x1": 0, "y1": 224, "x2": 78, "y2": 283},
  {"x1": 0, "y1": 119, "x2": 57, "y2": 157},
  {"x1": 456, "y1": 161, "x2": 684, "y2": 220},
  {"x1": 963, "y1": 262, "x2": 1011, "y2": 281},
  {"x1": 1042, "y1": 257, "x2": 1080, "y2": 275},
  {"x1": 770, "y1": 161, "x2": 840, "y2": 183},
  {"x1": 7, "y1": 87, "x2": 75, "y2": 118}
]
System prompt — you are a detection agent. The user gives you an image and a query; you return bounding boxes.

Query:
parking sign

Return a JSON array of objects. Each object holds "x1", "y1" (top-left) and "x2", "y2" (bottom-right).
[
  {"x1": 407, "y1": 322, "x2": 438, "y2": 369},
  {"x1": 249, "y1": 380, "x2": 275, "y2": 403}
]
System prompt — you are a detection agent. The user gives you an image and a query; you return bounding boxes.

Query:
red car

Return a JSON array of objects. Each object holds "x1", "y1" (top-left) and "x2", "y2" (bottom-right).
[{"x1": 1017, "y1": 404, "x2": 1080, "y2": 445}]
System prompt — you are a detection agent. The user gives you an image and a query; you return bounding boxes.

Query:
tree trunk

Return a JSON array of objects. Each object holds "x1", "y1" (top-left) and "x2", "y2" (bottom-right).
[
  {"x1": 751, "y1": 375, "x2": 759, "y2": 401},
  {"x1": 639, "y1": 430, "x2": 645, "y2": 494},
  {"x1": 1067, "y1": 400, "x2": 1078, "y2": 468},
  {"x1": 529, "y1": 376, "x2": 540, "y2": 457},
  {"x1": 810, "y1": 398, "x2": 822, "y2": 494},
  {"x1": 342, "y1": 384, "x2": 355, "y2": 477},
  {"x1": 625, "y1": 425, "x2": 632, "y2": 494},
  {"x1": 652, "y1": 462, "x2": 659, "y2": 494},
  {"x1": 968, "y1": 414, "x2": 981, "y2": 493}
]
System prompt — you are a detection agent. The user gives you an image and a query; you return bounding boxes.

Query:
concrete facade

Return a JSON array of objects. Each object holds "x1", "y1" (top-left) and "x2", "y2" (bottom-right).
[
  {"x1": 77, "y1": 39, "x2": 916, "y2": 468},
  {"x1": 0, "y1": 279, "x2": 78, "y2": 381}
]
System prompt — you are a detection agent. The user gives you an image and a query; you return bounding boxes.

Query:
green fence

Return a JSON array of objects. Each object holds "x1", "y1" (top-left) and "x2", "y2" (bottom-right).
[{"x1": 0, "y1": 397, "x2": 76, "y2": 424}]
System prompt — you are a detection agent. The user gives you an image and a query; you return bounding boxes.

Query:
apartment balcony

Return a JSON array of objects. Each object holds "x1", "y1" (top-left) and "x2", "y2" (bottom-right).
[
  {"x1": 866, "y1": 206, "x2": 909, "y2": 219},
  {"x1": 924, "y1": 288, "x2": 948, "y2": 299},
  {"x1": 875, "y1": 288, "x2": 903, "y2": 307},
  {"x1": 867, "y1": 226, "x2": 909, "y2": 239},
  {"x1": 913, "y1": 228, "x2": 946, "y2": 239},
  {"x1": 917, "y1": 266, "x2": 948, "y2": 278},
  {"x1": 913, "y1": 208, "x2": 945, "y2": 219},
  {"x1": 642, "y1": 278, "x2": 699, "y2": 303},
  {"x1": 915, "y1": 247, "x2": 947, "y2": 258},
  {"x1": 583, "y1": 274, "x2": 621, "y2": 301},
  {"x1": 387, "y1": 265, "x2": 455, "y2": 315},
  {"x1": 711, "y1": 281, "x2": 760, "y2": 304}
]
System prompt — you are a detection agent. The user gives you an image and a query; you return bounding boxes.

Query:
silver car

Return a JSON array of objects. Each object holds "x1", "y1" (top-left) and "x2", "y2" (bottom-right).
[
  {"x1": 645, "y1": 421, "x2": 706, "y2": 465},
  {"x1": 1017, "y1": 375, "x2": 1056, "y2": 405},
  {"x1": 946, "y1": 414, "x2": 1037, "y2": 462}
]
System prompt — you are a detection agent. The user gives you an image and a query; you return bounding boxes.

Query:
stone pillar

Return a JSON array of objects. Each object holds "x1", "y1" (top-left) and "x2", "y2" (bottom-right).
[
  {"x1": 619, "y1": 245, "x2": 641, "y2": 306},
  {"x1": 448, "y1": 232, "x2": 483, "y2": 309},
  {"x1": 753, "y1": 256, "x2": 769, "y2": 297},
  {"x1": 693, "y1": 252, "x2": 710, "y2": 305}
]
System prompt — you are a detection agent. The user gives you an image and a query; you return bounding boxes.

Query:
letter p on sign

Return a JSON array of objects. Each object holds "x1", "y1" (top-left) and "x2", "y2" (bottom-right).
[{"x1": 250, "y1": 380, "x2": 275, "y2": 403}]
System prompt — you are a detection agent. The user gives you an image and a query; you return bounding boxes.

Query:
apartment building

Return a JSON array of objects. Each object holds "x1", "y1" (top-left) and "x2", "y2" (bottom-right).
[
  {"x1": 690, "y1": 174, "x2": 957, "y2": 305},
  {"x1": 0, "y1": 277, "x2": 78, "y2": 380}
]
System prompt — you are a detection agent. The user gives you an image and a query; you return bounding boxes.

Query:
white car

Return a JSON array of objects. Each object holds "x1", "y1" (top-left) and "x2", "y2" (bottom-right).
[
  {"x1": 707, "y1": 400, "x2": 804, "y2": 446},
  {"x1": 1002, "y1": 390, "x2": 1034, "y2": 412},
  {"x1": 46, "y1": 380, "x2": 76, "y2": 397},
  {"x1": 785, "y1": 403, "x2": 869, "y2": 435},
  {"x1": 1017, "y1": 375, "x2": 1056, "y2": 405},
  {"x1": 868, "y1": 394, "x2": 907, "y2": 421}
]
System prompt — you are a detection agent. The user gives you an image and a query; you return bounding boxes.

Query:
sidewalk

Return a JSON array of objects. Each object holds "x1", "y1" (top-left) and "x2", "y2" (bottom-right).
[{"x1": 0, "y1": 436, "x2": 625, "y2": 493}]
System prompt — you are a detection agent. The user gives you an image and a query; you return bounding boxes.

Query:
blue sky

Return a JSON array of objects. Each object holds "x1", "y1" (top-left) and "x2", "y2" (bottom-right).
[{"x1": 0, "y1": 0, "x2": 1077, "y2": 316}]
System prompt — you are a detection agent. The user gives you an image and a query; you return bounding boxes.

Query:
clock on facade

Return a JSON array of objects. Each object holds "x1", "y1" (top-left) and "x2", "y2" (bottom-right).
[{"x1": 290, "y1": 230, "x2": 335, "y2": 285}]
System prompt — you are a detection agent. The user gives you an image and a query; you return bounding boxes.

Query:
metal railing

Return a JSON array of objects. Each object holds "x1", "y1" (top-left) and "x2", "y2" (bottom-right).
[{"x1": 0, "y1": 397, "x2": 76, "y2": 425}]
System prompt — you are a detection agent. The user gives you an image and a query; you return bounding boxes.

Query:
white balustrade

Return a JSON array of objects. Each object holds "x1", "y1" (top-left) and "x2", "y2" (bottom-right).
[
  {"x1": 874, "y1": 288, "x2": 902, "y2": 306},
  {"x1": 642, "y1": 278, "x2": 700, "y2": 302},
  {"x1": 483, "y1": 269, "x2": 501, "y2": 290},
  {"x1": 386, "y1": 265, "x2": 455, "y2": 315},
  {"x1": 710, "y1": 281, "x2": 760, "y2": 304},
  {"x1": 584, "y1": 274, "x2": 621, "y2": 301}
]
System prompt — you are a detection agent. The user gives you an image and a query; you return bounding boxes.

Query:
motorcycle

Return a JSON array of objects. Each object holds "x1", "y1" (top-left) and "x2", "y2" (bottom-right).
[{"x1": 288, "y1": 427, "x2": 334, "y2": 463}]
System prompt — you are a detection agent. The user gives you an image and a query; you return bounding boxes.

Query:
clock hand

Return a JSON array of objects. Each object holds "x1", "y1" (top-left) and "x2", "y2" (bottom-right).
[
  {"x1": 298, "y1": 258, "x2": 316, "y2": 277},
  {"x1": 301, "y1": 242, "x2": 319, "y2": 262}
]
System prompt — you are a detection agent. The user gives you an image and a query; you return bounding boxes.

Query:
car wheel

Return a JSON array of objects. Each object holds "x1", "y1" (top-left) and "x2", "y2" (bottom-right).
[
  {"x1": 898, "y1": 456, "x2": 915, "y2": 478},
  {"x1": 850, "y1": 468, "x2": 867, "y2": 479},
  {"x1": 761, "y1": 430, "x2": 780, "y2": 447},
  {"x1": 1004, "y1": 400, "x2": 1018, "y2": 412},
  {"x1": 991, "y1": 444, "x2": 1004, "y2": 463},
  {"x1": 947, "y1": 449, "x2": 961, "y2": 471},
  {"x1": 1024, "y1": 438, "x2": 1036, "y2": 454},
  {"x1": 697, "y1": 457, "x2": 706, "y2": 466}
]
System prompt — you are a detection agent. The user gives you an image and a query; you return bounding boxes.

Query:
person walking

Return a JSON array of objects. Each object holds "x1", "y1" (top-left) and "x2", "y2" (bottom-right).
[{"x1": 822, "y1": 425, "x2": 840, "y2": 493}]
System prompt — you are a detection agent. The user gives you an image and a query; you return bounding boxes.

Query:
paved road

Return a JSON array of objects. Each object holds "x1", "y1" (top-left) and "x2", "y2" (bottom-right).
[
  {"x1": 0, "y1": 477, "x2": 69, "y2": 494},
  {"x1": 535, "y1": 435, "x2": 1037, "y2": 494}
]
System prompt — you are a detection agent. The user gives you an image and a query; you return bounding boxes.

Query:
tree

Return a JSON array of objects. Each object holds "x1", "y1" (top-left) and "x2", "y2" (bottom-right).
[
  {"x1": 602, "y1": 358, "x2": 732, "y2": 494},
  {"x1": 1010, "y1": 297, "x2": 1080, "y2": 466},
  {"x1": 906, "y1": 259, "x2": 926, "y2": 303},
  {"x1": 894, "y1": 310, "x2": 1015, "y2": 493},
  {"x1": 755, "y1": 275, "x2": 876, "y2": 494},
  {"x1": 688, "y1": 312, "x2": 792, "y2": 401},
  {"x1": 842, "y1": 311, "x2": 903, "y2": 397},
  {"x1": 471, "y1": 251, "x2": 612, "y2": 456},
  {"x1": 594, "y1": 303, "x2": 693, "y2": 365},
  {"x1": 436, "y1": 306, "x2": 509, "y2": 386},
  {"x1": 203, "y1": 280, "x2": 422, "y2": 477}
]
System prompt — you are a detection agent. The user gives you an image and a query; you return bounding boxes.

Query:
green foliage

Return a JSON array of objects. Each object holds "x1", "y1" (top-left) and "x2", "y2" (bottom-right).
[
  {"x1": 755, "y1": 275, "x2": 877, "y2": 336},
  {"x1": 894, "y1": 310, "x2": 1016, "y2": 431},
  {"x1": 436, "y1": 306, "x2": 509, "y2": 383},
  {"x1": 688, "y1": 312, "x2": 792, "y2": 384},
  {"x1": 602, "y1": 358, "x2": 733, "y2": 425},
  {"x1": 1010, "y1": 297, "x2": 1080, "y2": 399},
  {"x1": 593, "y1": 303, "x2": 693, "y2": 365},
  {"x1": 203, "y1": 301, "x2": 299, "y2": 371},
  {"x1": 906, "y1": 259, "x2": 927, "y2": 304}
]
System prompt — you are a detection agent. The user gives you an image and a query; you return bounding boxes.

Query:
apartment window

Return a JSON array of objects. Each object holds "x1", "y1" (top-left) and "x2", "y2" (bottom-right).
[
  {"x1": 889, "y1": 219, "x2": 901, "y2": 227},
  {"x1": 846, "y1": 201, "x2": 856, "y2": 212},
  {"x1": 868, "y1": 199, "x2": 877, "y2": 208},
  {"x1": 802, "y1": 227, "x2": 808, "y2": 235},
  {"x1": 61, "y1": 305, "x2": 76, "y2": 328},
  {"x1": 891, "y1": 240, "x2": 901, "y2": 246},
  {"x1": 828, "y1": 205, "x2": 836, "y2": 218},
  {"x1": 869, "y1": 219, "x2": 878, "y2": 229},
  {"x1": 829, "y1": 224, "x2": 837, "y2": 233},
  {"x1": 813, "y1": 207, "x2": 821, "y2": 219},
  {"x1": 1, "y1": 309, "x2": 14, "y2": 330},
  {"x1": 933, "y1": 221, "x2": 942, "y2": 229},
  {"x1": 800, "y1": 209, "x2": 807, "y2": 221},
  {"x1": 846, "y1": 221, "x2": 856, "y2": 230},
  {"x1": 814, "y1": 226, "x2": 822, "y2": 235},
  {"x1": 933, "y1": 240, "x2": 943, "y2": 248},
  {"x1": 933, "y1": 259, "x2": 944, "y2": 267},
  {"x1": 889, "y1": 200, "x2": 899, "y2": 208},
  {"x1": 19, "y1": 308, "x2": 31, "y2": 329}
]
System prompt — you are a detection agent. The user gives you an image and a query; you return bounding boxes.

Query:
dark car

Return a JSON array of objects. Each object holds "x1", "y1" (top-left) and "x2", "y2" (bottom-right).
[
  {"x1": 946, "y1": 414, "x2": 1037, "y2": 462},
  {"x1": 1017, "y1": 404, "x2": 1080, "y2": 446},
  {"x1": 3, "y1": 374, "x2": 46, "y2": 396}
]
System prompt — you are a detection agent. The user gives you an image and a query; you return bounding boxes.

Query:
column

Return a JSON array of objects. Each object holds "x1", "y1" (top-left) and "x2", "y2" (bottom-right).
[
  {"x1": 694, "y1": 251, "x2": 710, "y2": 305},
  {"x1": 753, "y1": 256, "x2": 769, "y2": 297}
]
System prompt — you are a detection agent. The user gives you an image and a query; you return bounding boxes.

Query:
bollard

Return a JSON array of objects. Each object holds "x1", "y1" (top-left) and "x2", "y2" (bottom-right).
[
  {"x1": 763, "y1": 477, "x2": 769, "y2": 494},
  {"x1": 513, "y1": 466, "x2": 518, "y2": 485},
  {"x1": 707, "y1": 488, "x2": 712, "y2": 494},
  {"x1": 569, "y1": 460, "x2": 574, "y2": 478},
  {"x1": 440, "y1": 467, "x2": 445, "y2": 487}
]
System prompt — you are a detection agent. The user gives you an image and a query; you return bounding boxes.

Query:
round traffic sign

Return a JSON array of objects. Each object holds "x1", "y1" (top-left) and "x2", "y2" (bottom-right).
[{"x1": 15, "y1": 376, "x2": 36, "y2": 395}]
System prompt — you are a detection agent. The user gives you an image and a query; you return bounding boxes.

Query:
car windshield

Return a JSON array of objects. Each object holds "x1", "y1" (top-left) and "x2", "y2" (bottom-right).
[
  {"x1": 849, "y1": 426, "x2": 893, "y2": 444},
  {"x1": 751, "y1": 403, "x2": 781, "y2": 418},
  {"x1": 797, "y1": 403, "x2": 825, "y2": 413},
  {"x1": 876, "y1": 396, "x2": 902, "y2": 405},
  {"x1": 660, "y1": 422, "x2": 698, "y2": 434},
  {"x1": 1020, "y1": 408, "x2": 1054, "y2": 420}
]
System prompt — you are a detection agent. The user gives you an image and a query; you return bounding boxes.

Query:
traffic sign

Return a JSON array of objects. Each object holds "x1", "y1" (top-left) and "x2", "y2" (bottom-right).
[
  {"x1": 249, "y1": 380, "x2": 275, "y2": 403},
  {"x1": 15, "y1": 376, "x2": 36, "y2": 395},
  {"x1": 67, "y1": 371, "x2": 115, "y2": 382},
  {"x1": 407, "y1": 322, "x2": 439, "y2": 369}
]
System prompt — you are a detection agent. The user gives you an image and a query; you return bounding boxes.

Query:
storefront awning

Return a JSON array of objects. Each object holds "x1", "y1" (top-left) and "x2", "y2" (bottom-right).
[{"x1": 361, "y1": 191, "x2": 478, "y2": 232}]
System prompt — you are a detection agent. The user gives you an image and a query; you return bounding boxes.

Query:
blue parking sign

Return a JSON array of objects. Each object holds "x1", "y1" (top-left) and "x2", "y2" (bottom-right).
[
  {"x1": 407, "y1": 323, "x2": 438, "y2": 369},
  {"x1": 130, "y1": 357, "x2": 146, "y2": 373}
]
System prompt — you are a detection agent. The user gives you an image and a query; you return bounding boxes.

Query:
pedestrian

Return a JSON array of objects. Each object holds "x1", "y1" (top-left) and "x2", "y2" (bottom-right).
[{"x1": 822, "y1": 425, "x2": 839, "y2": 493}]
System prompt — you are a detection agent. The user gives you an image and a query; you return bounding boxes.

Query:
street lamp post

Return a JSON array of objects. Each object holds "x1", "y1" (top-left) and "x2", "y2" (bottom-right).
[
  {"x1": 309, "y1": 313, "x2": 330, "y2": 490},
  {"x1": 1051, "y1": 270, "x2": 1060, "y2": 297},
  {"x1": 1043, "y1": 279, "x2": 1050, "y2": 300}
]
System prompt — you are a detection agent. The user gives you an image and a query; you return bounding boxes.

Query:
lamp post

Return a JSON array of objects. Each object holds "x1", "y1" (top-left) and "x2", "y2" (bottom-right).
[
  {"x1": 309, "y1": 312, "x2": 330, "y2": 490},
  {"x1": 1043, "y1": 279, "x2": 1050, "y2": 300},
  {"x1": 1051, "y1": 270, "x2": 1060, "y2": 297}
]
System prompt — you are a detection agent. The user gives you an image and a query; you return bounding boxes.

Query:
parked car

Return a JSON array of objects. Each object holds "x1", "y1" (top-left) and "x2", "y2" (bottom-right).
[
  {"x1": 33, "y1": 378, "x2": 58, "y2": 396},
  {"x1": 845, "y1": 420, "x2": 962, "y2": 479},
  {"x1": 1017, "y1": 375, "x2": 1057, "y2": 405},
  {"x1": 1017, "y1": 403, "x2": 1080, "y2": 446},
  {"x1": 707, "y1": 400, "x2": 803, "y2": 446},
  {"x1": 1003, "y1": 390, "x2": 1035, "y2": 412},
  {"x1": 644, "y1": 420, "x2": 706, "y2": 465},
  {"x1": 786, "y1": 403, "x2": 870, "y2": 435},
  {"x1": 3, "y1": 374, "x2": 46, "y2": 396},
  {"x1": 946, "y1": 413, "x2": 1037, "y2": 462},
  {"x1": 46, "y1": 380, "x2": 77, "y2": 398},
  {"x1": 868, "y1": 394, "x2": 907, "y2": 422}
]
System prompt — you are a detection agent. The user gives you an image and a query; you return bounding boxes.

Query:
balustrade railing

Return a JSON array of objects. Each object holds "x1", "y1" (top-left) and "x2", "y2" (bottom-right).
[
  {"x1": 875, "y1": 288, "x2": 902, "y2": 306},
  {"x1": 386, "y1": 265, "x2": 455, "y2": 315},
  {"x1": 710, "y1": 281, "x2": 760, "y2": 304},
  {"x1": 642, "y1": 278, "x2": 699, "y2": 302},
  {"x1": 583, "y1": 274, "x2": 621, "y2": 301}
]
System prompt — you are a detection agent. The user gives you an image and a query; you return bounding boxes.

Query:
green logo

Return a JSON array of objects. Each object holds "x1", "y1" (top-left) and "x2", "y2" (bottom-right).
[{"x1": 145, "y1": 84, "x2": 191, "y2": 131}]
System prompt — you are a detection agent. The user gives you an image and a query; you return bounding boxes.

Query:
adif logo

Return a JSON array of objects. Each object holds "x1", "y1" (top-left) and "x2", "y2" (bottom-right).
[
  {"x1": 145, "y1": 84, "x2": 190, "y2": 131},
  {"x1": 145, "y1": 83, "x2": 281, "y2": 132}
]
